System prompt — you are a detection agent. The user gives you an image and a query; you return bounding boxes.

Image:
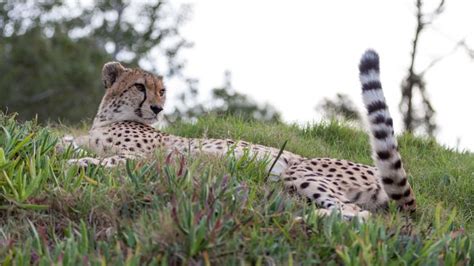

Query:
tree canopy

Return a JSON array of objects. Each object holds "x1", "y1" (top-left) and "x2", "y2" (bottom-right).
[
  {"x1": 0, "y1": 0, "x2": 281, "y2": 124},
  {"x1": 0, "y1": 0, "x2": 190, "y2": 123}
]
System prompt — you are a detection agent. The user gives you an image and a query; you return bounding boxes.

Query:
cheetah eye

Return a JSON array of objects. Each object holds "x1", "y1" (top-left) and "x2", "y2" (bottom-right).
[
  {"x1": 135, "y1": 83, "x2": 146, "y2": 92},
  {"x1": 159, "y1": 88, "x2": 166, "y2": 96}
]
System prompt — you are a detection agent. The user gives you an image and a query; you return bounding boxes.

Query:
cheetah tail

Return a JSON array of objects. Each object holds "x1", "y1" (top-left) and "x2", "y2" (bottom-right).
[{"x1": 358, "y1": 49, "x2": 416, "y2": 213}]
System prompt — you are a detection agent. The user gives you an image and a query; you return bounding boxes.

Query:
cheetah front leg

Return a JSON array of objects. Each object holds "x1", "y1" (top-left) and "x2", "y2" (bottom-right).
[
  {"x1": 68, "y1": 154, "x2": 141, "y2": 168},
  {"x1": 56, "y1": 134, "x2": 90, "y2": 153}
]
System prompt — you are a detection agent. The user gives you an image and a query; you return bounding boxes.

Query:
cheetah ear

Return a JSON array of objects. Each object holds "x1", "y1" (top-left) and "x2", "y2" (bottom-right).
[{"x1": 102, "y1": 61, "x2": 125, "y2": 89}]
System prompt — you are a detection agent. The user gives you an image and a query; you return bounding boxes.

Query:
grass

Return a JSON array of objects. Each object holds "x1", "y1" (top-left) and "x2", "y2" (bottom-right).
[{"x1": 0, "y1": 112, "x2": 473, "y2": 265}]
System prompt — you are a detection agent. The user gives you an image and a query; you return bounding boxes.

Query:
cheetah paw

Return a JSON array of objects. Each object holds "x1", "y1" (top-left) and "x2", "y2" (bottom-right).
[
  {"x1": 295, "y1": 209, "x2": 371, "y2": 223},
  {"x1": 342, "y1": 210, "x2": 371, "y2": 222},
  {"x1": 293, "y1": 209, "x2": 334, "y2": 223},
  {"x1": 67, "y1": 157, "x2": 101, "y2": 168},
  {"x1": 56, "y1": 135, "x2": 81, "y2": 153}
]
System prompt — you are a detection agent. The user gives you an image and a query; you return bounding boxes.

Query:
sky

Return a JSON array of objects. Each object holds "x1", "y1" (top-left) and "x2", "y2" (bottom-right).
[{"x1": 169, "y1": 0, "x2": 474, "y2": 151}]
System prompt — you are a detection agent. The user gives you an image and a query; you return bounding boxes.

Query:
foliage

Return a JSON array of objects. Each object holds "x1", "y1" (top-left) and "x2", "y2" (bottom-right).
[
  {"x1": 0, "y1": 0, "x2": 190, "y2": 123},
  {"x1": 0, "y1": 113, "x2": 473, "y2": 264},
  {"x1": 0, "y1": 0, "x2": 279, "y2": 124},
  {"x1": 316, "y1": 93, "x2": 360, "y2": 122},
  {"x1": 399, "y1": 0, "x2": 445, "y2": 136},
  {"x1": 167, "y1": 71, "x2": 282, "y2": 123},
  {"x1": 0, "y1": 27, "x2": 110, "y2": 122}
]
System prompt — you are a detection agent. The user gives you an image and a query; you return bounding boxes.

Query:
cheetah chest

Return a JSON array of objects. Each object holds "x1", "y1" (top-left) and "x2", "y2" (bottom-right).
[{"x1": 90, "y1": 121, "x2": 162, "y2": 156}]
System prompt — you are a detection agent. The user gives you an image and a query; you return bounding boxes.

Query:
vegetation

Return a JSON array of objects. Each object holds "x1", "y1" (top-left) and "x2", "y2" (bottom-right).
[
  {"x1": 0, "y1": 0, "x2": 190, "y2": 123},
  {"x1": 317, "y1": 0, "x2": 474, "y2": 136},
  {"x1": 167, "y1": 71, "x2": 282, "y2": 123},
  {"x1": 0, "y1": 112, "x2": 472, "y2": 264},
  {"x1": 316, "y1": 93, "x2": 360, "y2": 122},
  {"x1": 0, "y1": 0, "x2": 282, "y2": 125}
]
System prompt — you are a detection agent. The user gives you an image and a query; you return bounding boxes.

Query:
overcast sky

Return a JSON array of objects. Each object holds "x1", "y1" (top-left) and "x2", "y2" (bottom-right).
[{"x1": 169, "y1": 0, "x2": 474, "y2": 151}]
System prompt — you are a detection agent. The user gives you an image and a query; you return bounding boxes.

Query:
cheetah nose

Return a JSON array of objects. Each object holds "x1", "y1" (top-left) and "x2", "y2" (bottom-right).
[{"x1": 150, "y1": 105, "x2": 163, "y2": 114}]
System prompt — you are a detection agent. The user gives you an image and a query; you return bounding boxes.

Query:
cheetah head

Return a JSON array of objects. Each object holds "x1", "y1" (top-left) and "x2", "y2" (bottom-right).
[{"x1": 93, "y1": 62, "x2": 166, "y2": 127}]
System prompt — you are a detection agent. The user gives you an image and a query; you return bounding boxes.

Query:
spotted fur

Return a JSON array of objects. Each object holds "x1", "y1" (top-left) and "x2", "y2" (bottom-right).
[{"x1": 64, "y1": 52, "x2": 415, "y2": 220}]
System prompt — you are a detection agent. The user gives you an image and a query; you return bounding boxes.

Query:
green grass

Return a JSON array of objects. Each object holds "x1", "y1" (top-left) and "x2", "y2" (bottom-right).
[{"x1": 0, "y1": 113, "x2": 473, "y2": 265}]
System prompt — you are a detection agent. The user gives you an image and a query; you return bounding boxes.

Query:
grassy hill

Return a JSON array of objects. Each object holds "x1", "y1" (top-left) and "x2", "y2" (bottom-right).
[{"x1": 0, "y1": 113, "x2": 473, "y2": 265}]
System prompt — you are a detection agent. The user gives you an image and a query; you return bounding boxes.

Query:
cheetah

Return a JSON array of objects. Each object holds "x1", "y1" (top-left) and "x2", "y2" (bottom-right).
[{"x1": 64, "y1": 50, "x2": 416, "y2": 219}]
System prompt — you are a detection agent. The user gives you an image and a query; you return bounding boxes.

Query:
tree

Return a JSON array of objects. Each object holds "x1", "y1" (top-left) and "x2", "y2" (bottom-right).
[
  {"x1": 0, "y1": 27, "x2": 110, "y2": 122},
  {"x1": 317, "y1": 0, "x2": 473, "y2": 137},
  {"x1": 399, "y1": 0, "x2": 446, "y2": 136},
  {"x1": 166, "y1": 71, "x2": 282, "y2": 123},
  {"x1": 399, "y1": 0, "x2": 473, "y2": 136},
  {"x1": 85, "y1": 0, "x2": 191, "y2": 76},
  {"x1": 0, "y1": 0, "x2": 190, "y2": 122},
  {"x1": 316, "y1": 93, "x2": 360, "y2": 122}
]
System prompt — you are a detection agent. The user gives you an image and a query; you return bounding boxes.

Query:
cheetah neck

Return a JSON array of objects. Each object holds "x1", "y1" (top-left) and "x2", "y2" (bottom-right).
[
  {"x1": 91, "y1": 98, "x2": 138, "y2": 129},
  {"x1": 91, "y1": 100, "x2": 114, "y2": 129}
]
